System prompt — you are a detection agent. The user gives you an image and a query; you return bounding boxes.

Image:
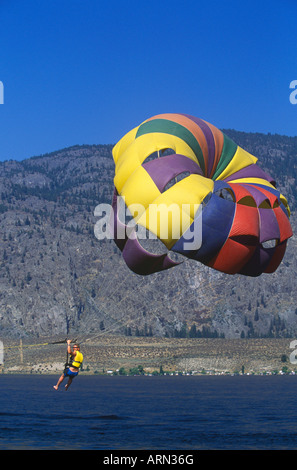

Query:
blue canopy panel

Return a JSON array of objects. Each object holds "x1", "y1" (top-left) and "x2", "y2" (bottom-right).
[{"x1": 171, "y1": 191, "x2": 235, "y2": 265}]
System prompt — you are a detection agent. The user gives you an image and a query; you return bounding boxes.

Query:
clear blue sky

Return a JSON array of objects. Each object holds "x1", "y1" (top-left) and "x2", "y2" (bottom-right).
[{"x1": 0, "y1": 0, "x2": 296, "y2": 161}]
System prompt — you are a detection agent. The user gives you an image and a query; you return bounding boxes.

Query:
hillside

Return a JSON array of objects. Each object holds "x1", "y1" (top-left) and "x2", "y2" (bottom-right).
[{"x1": 0, "y1": 131, "x2": 296, "y2": 340}]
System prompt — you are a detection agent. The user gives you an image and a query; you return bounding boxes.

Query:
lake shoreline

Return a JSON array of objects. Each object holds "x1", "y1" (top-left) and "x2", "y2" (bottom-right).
[{"x1": 1, "y1": 336, "x2": 296, "y2": 376}]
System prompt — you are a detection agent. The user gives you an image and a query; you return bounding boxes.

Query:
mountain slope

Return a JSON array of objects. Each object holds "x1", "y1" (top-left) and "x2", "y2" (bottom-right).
[{"x1": 0, "y1": 132, "x2": 296, "y2": 339}]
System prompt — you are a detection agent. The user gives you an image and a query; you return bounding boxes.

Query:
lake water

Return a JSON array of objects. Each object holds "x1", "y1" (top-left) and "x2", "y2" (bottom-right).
[{"x1": 0, "y1": 374, "x2": 297, "y2": 451}]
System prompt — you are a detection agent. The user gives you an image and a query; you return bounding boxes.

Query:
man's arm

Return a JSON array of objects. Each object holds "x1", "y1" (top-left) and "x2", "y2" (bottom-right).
[{"x1": 67, "y1": 339, "x2": 74, "y2": 356}]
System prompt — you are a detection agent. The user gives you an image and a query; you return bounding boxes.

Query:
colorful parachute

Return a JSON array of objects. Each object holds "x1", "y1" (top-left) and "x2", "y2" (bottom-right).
[{"x1": 111, "y1": 113, "x2": 292, "y2": 276}]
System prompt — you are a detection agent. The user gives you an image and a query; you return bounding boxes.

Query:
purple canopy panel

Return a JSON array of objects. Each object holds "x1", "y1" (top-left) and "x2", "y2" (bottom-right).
[
  {"x1": 239, "y1": 245, "x2": 275, "y2": 277},
  {"x1": 239, "y1": 183, "x2": 272, "y2": 207},
  {"x1": 122, "y1": 233, "x2": 180, "y2": 275},
  {"x1": 258, "y1": 207, "x2": 280, "y2": 244},
  {"x1": 142, "y1": 154, "x2": 203, "y2": 192},
  {"x1": 224, "y1": 164, "x2": 276, "y2": 186},
  {"x1": 111, "y1": 188, "x2": 129, "y2": 250},
  {"x1": 111, "y1": 188, "x2": 181, "y2": 275}
]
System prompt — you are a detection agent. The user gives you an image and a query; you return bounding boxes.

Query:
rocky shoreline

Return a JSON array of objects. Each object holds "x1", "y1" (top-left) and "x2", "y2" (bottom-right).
[{"x1": 1, "y1": 336, "x2": 296, "y2": 376}]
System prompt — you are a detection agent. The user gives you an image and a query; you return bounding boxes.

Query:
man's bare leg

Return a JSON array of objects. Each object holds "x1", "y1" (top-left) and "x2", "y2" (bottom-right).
[
  {"x1": 53, "y1": 374, "x2": 65, "y2": 390},
  {"x1": 65, "y1": 377, "x2": 73, "y2": 390}
]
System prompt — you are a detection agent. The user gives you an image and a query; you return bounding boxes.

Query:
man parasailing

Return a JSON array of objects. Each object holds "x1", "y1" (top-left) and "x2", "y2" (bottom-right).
[{"x1": 53, "y1": 340, "x2": 83, "y2": 390}]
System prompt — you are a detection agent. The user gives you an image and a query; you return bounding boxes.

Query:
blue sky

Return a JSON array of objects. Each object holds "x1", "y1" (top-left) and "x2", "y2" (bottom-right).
[{"x1": 0, "y1": 0, "x2": 296, "y2": 161}]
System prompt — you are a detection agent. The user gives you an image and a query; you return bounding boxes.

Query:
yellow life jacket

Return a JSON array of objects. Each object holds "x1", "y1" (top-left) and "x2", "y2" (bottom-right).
[{"x1": 71, "y1": 351, "x2": 83, "y2": 369}]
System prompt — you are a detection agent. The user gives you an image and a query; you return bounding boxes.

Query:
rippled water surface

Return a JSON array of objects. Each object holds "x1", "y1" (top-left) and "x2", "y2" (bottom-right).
[{"x1": 0, "y1": 375, "x2": 297, "y2": 449}]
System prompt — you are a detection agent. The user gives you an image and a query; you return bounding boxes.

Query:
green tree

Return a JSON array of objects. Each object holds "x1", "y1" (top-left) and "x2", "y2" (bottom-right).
[
  {"x1": 281, "y1": 354, "x2": 288, "y2": 363},
  {"x1": 189, "y1": 324, "x2": 197, "y2": 338}
]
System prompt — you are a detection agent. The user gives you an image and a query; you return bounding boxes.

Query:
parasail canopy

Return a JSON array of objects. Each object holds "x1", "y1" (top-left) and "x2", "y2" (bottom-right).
[{"x1": 111, "y1": 113, "x2": 293, "y2": 276}]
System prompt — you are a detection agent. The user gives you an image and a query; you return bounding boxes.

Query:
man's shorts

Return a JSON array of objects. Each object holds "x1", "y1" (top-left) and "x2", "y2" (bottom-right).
[{"x1": 64, "y1": 368, "x2": 78, "y2": 378}]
